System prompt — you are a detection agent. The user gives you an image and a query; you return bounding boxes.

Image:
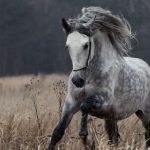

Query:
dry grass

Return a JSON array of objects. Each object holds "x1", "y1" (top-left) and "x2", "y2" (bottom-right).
[{"x1": 0, "y1": 74, "x2": 147, "y2": 150}]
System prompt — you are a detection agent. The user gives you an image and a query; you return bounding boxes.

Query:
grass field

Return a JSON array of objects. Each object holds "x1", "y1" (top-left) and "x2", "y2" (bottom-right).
[{"x1": 0, "y1": 74, "x2": 147, "y2": 150}]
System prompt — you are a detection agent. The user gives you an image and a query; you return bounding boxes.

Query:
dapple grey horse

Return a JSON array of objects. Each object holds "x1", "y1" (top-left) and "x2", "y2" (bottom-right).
[{"x1": 48, "y1": 6, "x2": 150, "y2": 150}]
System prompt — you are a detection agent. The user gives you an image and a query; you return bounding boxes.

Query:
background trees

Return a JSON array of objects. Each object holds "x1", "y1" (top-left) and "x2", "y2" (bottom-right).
[{"x1": 0, "y1": 0, "x2": 149, "y2": 76}]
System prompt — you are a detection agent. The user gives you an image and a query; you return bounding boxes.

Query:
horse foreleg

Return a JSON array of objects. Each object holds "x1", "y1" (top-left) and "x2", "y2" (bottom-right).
[
  {"x1": 48, "y1": 99, "x2": 78, "y2": 150},
  {"x1": 79, "y1": 112, "x2": 89, "y2": 150},
  {"x1": 48, "y1": 114, "x2": 72, "y2": 150},
  {"x1": 79, "y1": 94, "x2": 104, "y2": 143},
  {"x1": 79, "y1": 112, "x2": 95, "y2": 150},
  {"x1": 80, "y1": 98, "x2": 99, "y2": 150},
  {"x1": 104, "y1": 119, "x2": 120, "y2": 145},
  {"x1": 79, "y1": 112, "x2": 88, "y2": 143}
]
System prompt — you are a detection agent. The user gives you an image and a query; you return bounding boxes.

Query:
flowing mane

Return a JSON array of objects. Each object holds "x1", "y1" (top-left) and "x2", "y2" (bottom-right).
[{"x1": 68, "y1": 6, "x2": 134, "y2": 56}]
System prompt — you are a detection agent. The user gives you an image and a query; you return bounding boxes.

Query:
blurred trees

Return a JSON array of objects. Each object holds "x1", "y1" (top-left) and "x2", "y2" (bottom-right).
[{"x1": 0, "y1": 0, "x2": 149, "y2": 76}]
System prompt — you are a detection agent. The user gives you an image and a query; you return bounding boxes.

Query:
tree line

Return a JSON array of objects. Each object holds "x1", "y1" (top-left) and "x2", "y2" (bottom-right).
[{"x1": 0, "y1": 0, "x2": 149, "y2": 76}]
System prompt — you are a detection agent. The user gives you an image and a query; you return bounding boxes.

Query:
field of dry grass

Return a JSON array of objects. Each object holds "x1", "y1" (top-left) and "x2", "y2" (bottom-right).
[{"x1": 0, "y1": 74, "x2": 147, "y2": 150}]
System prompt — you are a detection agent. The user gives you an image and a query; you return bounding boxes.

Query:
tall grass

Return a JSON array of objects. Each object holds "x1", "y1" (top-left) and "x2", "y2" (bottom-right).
[{"x1": 0, "y1": 74, "x2": 146, "y2": 150}]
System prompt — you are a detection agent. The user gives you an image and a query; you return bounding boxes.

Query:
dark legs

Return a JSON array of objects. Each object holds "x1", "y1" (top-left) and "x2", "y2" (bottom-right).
[
  {"x1": 48, "y1": 113, "x2": 73, "y2": 150},
  {"x1": 79, "y1": 112, "x2": 90, "y2": 150},
  {"x1": 136, "y1": 110, "x2": 150, "y2": 149},
  {"x1": 80, "y1": 95, "x2": 120, "y2": 146},
  {"x1": 79, "y1": 96, "x2": 96, "y2": 146},
  {"x1": 79, "y1": 112, "x2": 88, "y2": 142},
  {"x1": 48, "y1": 100, "x2": 77, "y2": 150},
  {"x1": 79, "y1": 95, "x2": 97, "y2": 141},
  {"x1": 79, "y1": 113, "x2": 120, "y2": 148},
  {"x1": 79, "y1": 111, "x2": 95, "y2": 150},
  {"x1": 80, "y1": 100, "x2": 96, "y2": 150},
  {"x1": 104, "y1": 120, "x2": 120, "y2": 145}
]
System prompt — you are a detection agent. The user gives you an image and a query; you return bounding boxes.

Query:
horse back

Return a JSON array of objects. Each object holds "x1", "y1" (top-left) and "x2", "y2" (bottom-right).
[{"x1": 123, "y1": 56, "x2": 150, "y2": 100}]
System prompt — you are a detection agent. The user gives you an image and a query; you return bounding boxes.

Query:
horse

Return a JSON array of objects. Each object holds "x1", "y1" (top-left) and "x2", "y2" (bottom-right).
[{"x1": 48, "y1": 6, "x2": 150, "y2": 150}]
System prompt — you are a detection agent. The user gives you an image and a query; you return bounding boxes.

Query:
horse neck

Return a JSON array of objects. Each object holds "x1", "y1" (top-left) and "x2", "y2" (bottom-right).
[{"x1": 91, "y1": 31, "x2": 122, "y2": 75}]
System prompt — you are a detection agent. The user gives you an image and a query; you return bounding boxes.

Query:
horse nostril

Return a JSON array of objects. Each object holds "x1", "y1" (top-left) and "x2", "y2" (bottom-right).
[{"x1": 72, "y1": 77, "x2": 85, "y2": 88}]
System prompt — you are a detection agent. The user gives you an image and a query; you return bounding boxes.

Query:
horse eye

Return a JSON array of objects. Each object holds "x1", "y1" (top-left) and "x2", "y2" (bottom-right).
[{"x1": 83, "y1": 43, "x2": 89, "y2": 50}]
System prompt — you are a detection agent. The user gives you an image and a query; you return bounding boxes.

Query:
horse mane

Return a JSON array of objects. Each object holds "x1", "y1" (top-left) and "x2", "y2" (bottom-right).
[{"x1": 68, "y1": 6, "x2": 134, "y2": 56}]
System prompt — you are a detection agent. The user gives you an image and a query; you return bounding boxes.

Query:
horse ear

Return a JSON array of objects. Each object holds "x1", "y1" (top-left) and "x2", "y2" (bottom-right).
[{"x1": 61, "y1": 18, "x2": 72, "y2": 34}]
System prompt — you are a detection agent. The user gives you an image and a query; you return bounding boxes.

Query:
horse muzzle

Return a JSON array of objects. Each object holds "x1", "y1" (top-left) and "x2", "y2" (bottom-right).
[{"x1": 72, "y1": 76, "x2": 85, "y2": 88}]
